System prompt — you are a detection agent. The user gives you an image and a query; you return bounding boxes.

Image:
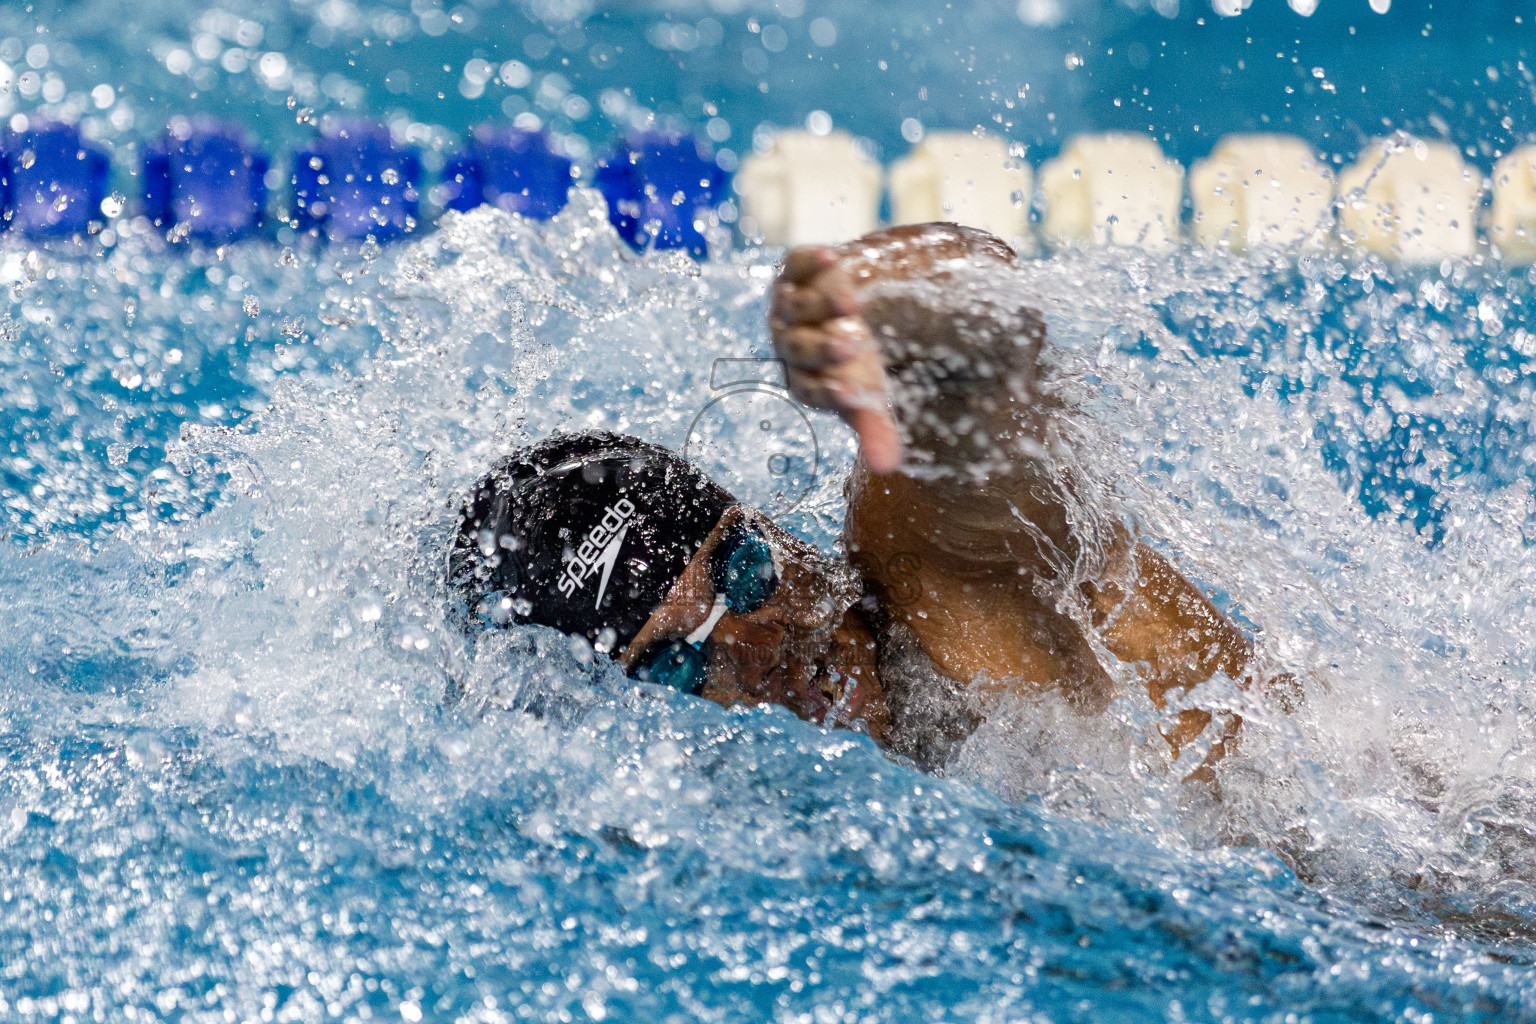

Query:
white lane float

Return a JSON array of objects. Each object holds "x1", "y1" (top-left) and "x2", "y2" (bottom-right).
[
  {"x1": 1337, "y1": 137, "x2": 1484, "y2": 263},
  {"x1": 734, "y1": 129, "x2": 883, "y2": 247},
  {"x1": 1037, "y1": 133, "x2": 1184, "y2": 250},
  {"x1": 1189, "y1": 134, "x2": 1335, "y2": 252},
  {"x1": 887, "y1": 132, "x2": 1034, "y2": 250},
  {"x1": 1487, "y1": 146, "x2": 1536, "y2": 265}
]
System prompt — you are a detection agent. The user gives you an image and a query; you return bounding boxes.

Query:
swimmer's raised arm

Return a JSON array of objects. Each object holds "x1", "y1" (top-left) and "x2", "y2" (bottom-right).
[{"x1": 772, "y1": 224, "x2": 1263, "y2": 772}]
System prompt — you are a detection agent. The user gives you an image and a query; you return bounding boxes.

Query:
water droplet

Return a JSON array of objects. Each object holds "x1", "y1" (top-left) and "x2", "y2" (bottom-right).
[{"x1": 351, "y1": 592, "x2": 383, "y2": 623}]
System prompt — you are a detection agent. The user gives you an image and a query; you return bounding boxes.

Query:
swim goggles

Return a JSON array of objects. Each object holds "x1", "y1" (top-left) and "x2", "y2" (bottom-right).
[{"x1": 631, "y1": 520, "x2": 780, "y2": 695}]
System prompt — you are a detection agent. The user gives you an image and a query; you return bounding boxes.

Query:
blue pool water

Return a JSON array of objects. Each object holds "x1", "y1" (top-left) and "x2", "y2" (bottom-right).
[{"x1": 3, "y1": 1, "x2": 1536, "y2": 1021}]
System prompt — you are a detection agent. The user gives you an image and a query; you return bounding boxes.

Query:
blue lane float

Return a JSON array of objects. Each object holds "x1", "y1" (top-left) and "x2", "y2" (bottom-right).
[
  {"x1": 142, "y1": 121, "x2": 269, "y2": 243},
  {"x1": 441, "y1": 125, "x2": 573, "y2": 220},
  {"x1": 291, "y1": 123, "x2": 421, "y2": 241},
  {"x1": 595, "y1": 131, "x2": 729, "y2": 257},
  {"x1": 5, "y1": 122, "x2": 110, "y2": 238}
]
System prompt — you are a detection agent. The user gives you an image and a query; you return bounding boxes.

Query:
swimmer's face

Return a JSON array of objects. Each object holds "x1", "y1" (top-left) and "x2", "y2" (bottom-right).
[{"x1": 620, "y1": 506, "x2": 887, "y2": 737}]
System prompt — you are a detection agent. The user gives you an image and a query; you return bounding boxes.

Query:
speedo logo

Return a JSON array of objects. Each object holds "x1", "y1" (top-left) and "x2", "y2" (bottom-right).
[{"x1": 557, "y1": 498, "x2": 637, "y2": 609}]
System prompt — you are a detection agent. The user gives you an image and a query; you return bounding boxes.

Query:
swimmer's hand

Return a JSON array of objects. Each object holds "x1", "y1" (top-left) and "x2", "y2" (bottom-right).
[
  {"x1": 770, "y1": 245, "x2": 905, "y2": 473},
  {"x1": 770, "y1": 224, "x2": 1032, "y2": 476}
]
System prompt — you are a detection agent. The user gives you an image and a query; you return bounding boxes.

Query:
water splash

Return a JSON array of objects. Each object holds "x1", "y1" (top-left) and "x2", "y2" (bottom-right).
[{"x1": 4, "y1": 202, "x2": 1536, "y2": 1019}]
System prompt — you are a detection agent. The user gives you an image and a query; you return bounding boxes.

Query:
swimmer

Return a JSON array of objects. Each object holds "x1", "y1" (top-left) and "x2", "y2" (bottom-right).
[{"x1": 450, "y1": 223, "x2": 1275, "y2": 779}]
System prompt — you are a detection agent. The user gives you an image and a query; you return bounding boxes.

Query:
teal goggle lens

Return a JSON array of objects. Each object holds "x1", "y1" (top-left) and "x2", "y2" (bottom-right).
[
  {"x1": 633, "y1": 638, "x2": 709, "y2": 695},
  {"x1": 630, "y1": 522, "x2": 778, "y2": 697},
  {"x1": 710, "y1": 525, "x2": 779, "y2": 613}
]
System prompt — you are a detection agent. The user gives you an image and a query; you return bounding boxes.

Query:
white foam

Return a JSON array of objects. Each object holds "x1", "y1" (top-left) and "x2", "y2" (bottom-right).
[
  {"x1": 1337, "y1": 136, "x2": 1484, "y2": 262},
  {"x1": 887, "y1": 132, "x2": 1034, "y2": 249},
  {"x1": 1189, "y1": 134, "x2": 1335, "y2": 251},
  {"x1": 734, "y1": 129, "x2": 883, "y2": 247},
  {"x1": 1037, "y1": 133, "x2": 1184, "y2": 250},
  {"x1": 1487, "y1": 146, "x2": 1536, "y2": 265}
]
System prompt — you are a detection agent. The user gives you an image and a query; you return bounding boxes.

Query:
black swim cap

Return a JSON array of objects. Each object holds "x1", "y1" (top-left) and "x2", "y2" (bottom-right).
[{"x1": 449, "y1": 431, "x2": 735, "y2": 651}]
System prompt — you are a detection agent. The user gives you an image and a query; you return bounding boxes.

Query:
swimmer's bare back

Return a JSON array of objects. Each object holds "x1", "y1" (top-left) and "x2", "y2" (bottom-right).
[{"x1": 770, "y1": 223, "x2": 1260, "y2": 778}]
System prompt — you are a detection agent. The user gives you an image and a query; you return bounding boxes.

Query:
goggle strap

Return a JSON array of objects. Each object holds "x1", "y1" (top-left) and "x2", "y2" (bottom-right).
[{"x1": 685, "y1": 593, "x2": 729, "y2": 646}]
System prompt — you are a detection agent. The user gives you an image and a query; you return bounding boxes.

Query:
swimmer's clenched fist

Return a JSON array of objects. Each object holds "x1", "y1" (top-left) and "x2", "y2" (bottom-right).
[
  {"x1": 770, "y1": 223, "x2": 1028, "y2": 474},
  {"x1": 771, "y1": 243, "x2": 898, "y2": 471}
]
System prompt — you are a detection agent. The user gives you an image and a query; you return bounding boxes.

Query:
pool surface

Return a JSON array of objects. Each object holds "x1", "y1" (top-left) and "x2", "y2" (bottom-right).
[{"x1": 1, "y1": 1, "x2": 1536, "y2": 1022}]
